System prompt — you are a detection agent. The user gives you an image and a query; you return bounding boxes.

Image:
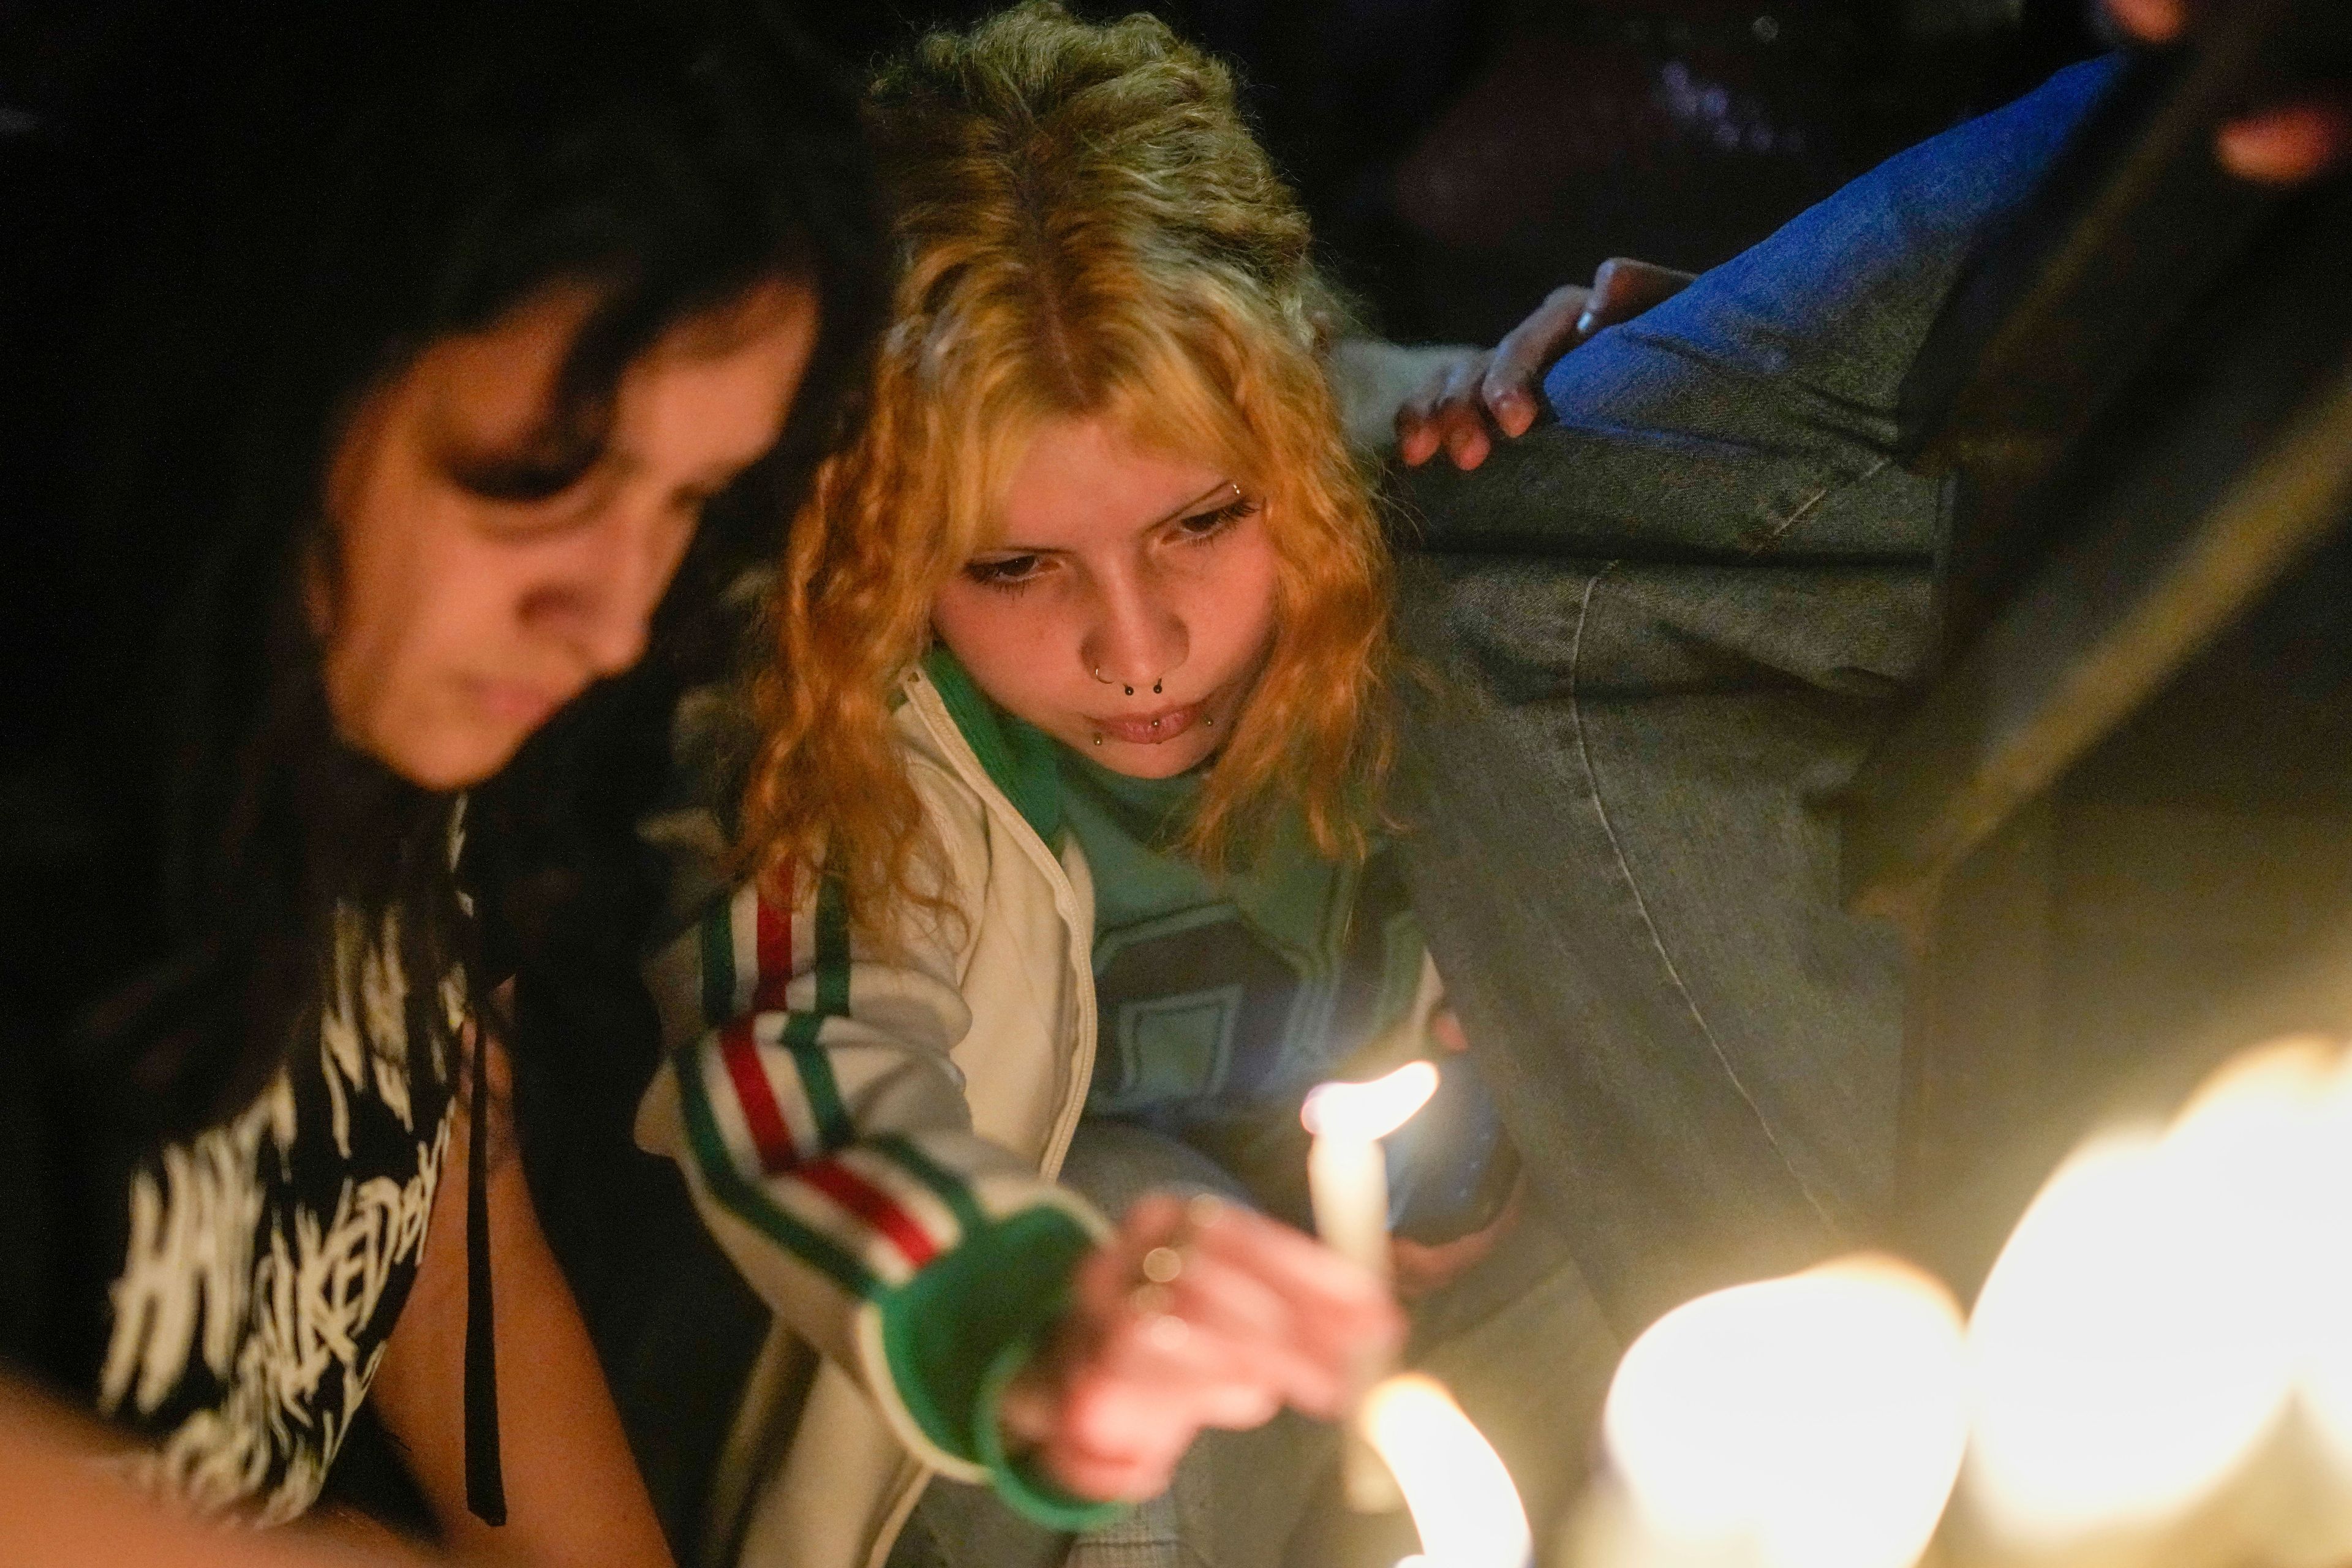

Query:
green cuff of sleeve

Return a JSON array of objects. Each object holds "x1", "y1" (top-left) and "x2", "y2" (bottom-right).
[
  {"x1": 973, "y1": 1330, "x2": 1128, "y2": 1532},
  {"x1": 876, "y1": 1204, "x2": 1125, "y2": 1532}
]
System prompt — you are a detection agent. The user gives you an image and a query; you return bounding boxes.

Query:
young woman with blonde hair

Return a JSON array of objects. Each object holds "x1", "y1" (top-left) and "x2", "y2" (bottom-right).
[{"x1": 635, "y1": 8, "x2": 1512, "y2": 1564}]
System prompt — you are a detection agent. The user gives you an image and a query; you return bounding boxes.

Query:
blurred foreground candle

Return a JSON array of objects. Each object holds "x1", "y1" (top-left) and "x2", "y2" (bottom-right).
[
  {"x1": 1564, "y1": 1034, "x2": 2352, "y2": 1568},
  {"x1": 1363, "y1": 1373, "x2": 1532, "y2": 1568},
  {"x1": 1591, "y1": 1255, "x2": 1968, "y2": 1568},
  {"x1": 2272, "y1": 1040, "x2": 2352, "y2": 1568},
  {"x1": 1303, "y1": 1060, "x2": 1440, "y2": 1509},
  {"x1": 2296, "y1": 1042, "x2": 2352, "y2": 1476},
  {"x1": 1964, "y1": 1039, "x2": 2332, "y2": 1547}
]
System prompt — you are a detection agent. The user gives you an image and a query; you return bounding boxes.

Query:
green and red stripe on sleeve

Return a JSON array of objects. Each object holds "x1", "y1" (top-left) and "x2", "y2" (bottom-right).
[
  {"x1": 674, "y1": 875, "x2": 987, "y2": 1300},
  {"x1": 698, "y1": 871, "x2": 805, "y2": 1024}
]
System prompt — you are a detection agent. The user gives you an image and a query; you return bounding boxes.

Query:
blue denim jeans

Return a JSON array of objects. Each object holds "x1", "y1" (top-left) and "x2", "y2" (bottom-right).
[{"x1": 1390, "y1": 57, "x2": 2120, "y2": 1338}]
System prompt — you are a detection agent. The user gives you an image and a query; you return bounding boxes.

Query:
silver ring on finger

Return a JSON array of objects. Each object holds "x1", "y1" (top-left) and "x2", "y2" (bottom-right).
[
  {"x1": 1144, "y1": 1312, "x2": 1193, "y2": 1353},
  {"x1": 1180, "y1": 1193, "x2": 1226, "y2": 1235},
  {"x1": 1126, "y1": 1277, "x2": 1191, "y2": 1351}
]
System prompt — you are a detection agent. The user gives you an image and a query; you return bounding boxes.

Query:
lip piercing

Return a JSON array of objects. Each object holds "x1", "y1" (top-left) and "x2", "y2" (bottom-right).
[
  {"x1": 1150, "y1": 718, "x2": 1161, "y2": 730},
  {"x1": 1091, "y1": 733, "x2": 1103, "y2": 746},
  {"x1": 1153, "y1": 680, "x2": 1163, "y2": 695},
  {"x1": 1125, "y1": 684, "x2": 1134, "y2": 695}
]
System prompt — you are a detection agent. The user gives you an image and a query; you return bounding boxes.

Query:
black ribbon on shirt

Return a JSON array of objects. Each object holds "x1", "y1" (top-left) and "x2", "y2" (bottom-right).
[{"x1": 464, "y1": 1038, "x2": 506, "y2": 1525}]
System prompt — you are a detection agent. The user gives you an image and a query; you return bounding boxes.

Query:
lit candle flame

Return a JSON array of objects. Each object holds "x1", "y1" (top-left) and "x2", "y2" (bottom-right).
[
  {"x1": 1302, "y1": 1060, "x2": 1441, "y2": 1141},
  {"x1": 1966, "y1": 1037, "x2": 2334, "y2": 1543},
  {"x1": 1363, "y1": 1373, "x2": 1532, "y2": 1568},
  {"x1": 1600, "y1": 1255, "x2": 1967, "y2": 1568}
]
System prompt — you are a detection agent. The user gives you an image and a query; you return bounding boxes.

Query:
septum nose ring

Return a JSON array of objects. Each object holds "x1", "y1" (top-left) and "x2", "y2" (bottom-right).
[{"x1": 1091, "y1": 666, "x2": 1164, "y2": 698}]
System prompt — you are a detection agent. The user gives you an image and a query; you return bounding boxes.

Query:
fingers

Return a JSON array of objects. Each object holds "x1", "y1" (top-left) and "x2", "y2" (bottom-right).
[
  {"x1": 2098, "y1": 0, "x2": 2348, "y2": 187},
  {"x1": 1022, "y1": 1193, "x2": 1405, "y2": 1501},
  {"x1": 1480, "y1": 284, "x2": 1591, "y2": 440},
  {"x1": 1148, "y1": 1241, "x2": 1352, "y2": 1415},
  {"x1": 1393, "y1": 351, "x2": 1494, "y2": 468},
  {"x1": 1390, "y1": 1177, "x2": 1523, "y2": 1302},
  {"x1": 1071, "y1": 1298, "x2": 1294, "y2": 1432},
  {"x1": 1468, "y1": 265, "x2": 1694, "y2": 450},
  {"x1": 1036, "y1": 1386, "x2": 1193, "y2": 1502},
  {"x1": 1588, "y1": 257, "x2": 1696, "y2": 324},
  {"x1": 1399, "y1": 263, "x2": 1689, "y2": 468},
  {"x1": 1391, "y1": 1224, "x2": 1499, "y2": 1302},
  {"x1": 1393, "y1": 365, "x2": 1449, "y2": 467},
  {"x1": 2217, "y1": 99, "x2": 2352, "y2": 184},
  {"x1": 1185, "y1": 1202, "x2": 1398, "y2": 1344},
  {"x1": 2103, "y1": 0, "x2": 2184, "y2": 43},
  {"x1": 1436, "y1": 358, "x2": 1494, "y2": 469},
  {"x1": 1096, "y1": 1194, "x2": 1401, "y2": 1385}
]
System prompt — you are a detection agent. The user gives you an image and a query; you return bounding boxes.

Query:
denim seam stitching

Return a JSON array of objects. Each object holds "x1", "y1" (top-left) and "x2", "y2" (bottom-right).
[
  {"x1": 1747, "y1": 453, "x2": 1892, "y2": 553},
  {"x1": 1564, "y1": 560, "x2": 1839, "y2": 1234}
]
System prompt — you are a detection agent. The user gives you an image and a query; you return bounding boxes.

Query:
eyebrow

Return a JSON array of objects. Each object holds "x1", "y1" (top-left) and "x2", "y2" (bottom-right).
[{"x1": 984, "y1": 479, "x2": 1242, "y2": 556}]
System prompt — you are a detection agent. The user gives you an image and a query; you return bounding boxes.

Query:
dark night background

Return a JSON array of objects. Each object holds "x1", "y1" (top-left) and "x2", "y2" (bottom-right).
[{"x1": 2, "y1": 0, "x2": 2105, "y2": 342}]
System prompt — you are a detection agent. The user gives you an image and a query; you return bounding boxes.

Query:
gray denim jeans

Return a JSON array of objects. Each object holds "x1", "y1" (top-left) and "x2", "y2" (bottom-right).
[{"x1": 1390, "y1": 56, "x2": 2119, "y2": 1338}]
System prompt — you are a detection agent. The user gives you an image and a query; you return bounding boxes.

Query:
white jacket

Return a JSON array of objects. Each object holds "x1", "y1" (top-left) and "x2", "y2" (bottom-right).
[
  {"x1": 636, "y1": 657, "x2": 1440, "y2": 1568},
  {"x1": 636, "y1": 660, "x2": 1112, "y2": 1568}
]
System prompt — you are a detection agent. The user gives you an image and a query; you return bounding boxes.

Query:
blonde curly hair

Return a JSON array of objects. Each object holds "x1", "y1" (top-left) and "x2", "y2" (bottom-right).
[{"x1": 741, "y1": 1, "x2": 1392, "y2": 928}]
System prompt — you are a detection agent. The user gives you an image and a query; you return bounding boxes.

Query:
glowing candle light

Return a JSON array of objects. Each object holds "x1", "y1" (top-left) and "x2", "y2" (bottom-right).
[
  {"x1": 1302, "y1": 1060, "x2": 1441, "y2": 1281},
  {"x1": 1966, "y1": 1039, "x2": 2331, "y2": 1545},
  {"x1": 1302, "y1": 1060, "x2": 1440, "y2": 1509},
  {"x1": 1596, "y1": 1255, "x2": 1968, "y2": 1568},
  {"x1": 1363, "y1": 1372, "x2": 1532, "y2": 1568},
  {"x1": 2297, "y1": 1046, "x2": 2352, "y2": 1477}
]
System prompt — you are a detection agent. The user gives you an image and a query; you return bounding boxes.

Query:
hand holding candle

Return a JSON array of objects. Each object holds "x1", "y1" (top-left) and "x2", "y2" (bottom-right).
[
  {"x1": 1302, "y1": 1060, "x2": 1442, "y2": 1509},
  {"x1": 1000, "y1": 1191, "x2": 1403, "y2": 1503}
]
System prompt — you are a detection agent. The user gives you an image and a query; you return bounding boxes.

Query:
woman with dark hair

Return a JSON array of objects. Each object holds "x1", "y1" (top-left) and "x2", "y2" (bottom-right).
[{"x1": 0, "y1": 0, "x2": 876, "y2": 1559}]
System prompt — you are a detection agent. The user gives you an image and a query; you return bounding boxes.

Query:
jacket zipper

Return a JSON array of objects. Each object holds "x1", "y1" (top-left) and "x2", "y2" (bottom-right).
[{"x1": 864, "y1": 673, "x2": 1103, "y2": 1568}]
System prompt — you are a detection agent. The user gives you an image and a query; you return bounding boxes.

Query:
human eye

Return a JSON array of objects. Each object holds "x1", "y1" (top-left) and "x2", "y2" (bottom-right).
[
  {"x1": 1173, "y1": 492, "x2": 1261, "y2": 543},
  {"x1": 442, "y1": 440, "x2": 614, "y2": 541},
  {"x1": 962, "y1": 552, "x2": 1052, "y2": 594},
  {"x1": 442, "y1": 430, "x2": 605, "y2": 507}
]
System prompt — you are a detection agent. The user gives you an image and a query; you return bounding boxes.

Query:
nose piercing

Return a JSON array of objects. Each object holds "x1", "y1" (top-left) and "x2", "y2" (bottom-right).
[{"x1": 1096, "y1": 669, "x2": 1167, "y2": 699}]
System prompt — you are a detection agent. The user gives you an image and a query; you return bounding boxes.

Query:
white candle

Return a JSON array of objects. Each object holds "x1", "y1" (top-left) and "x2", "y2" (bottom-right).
[
  {"x1": 1300, "y1": 1060, "x2": 1441, "y2": 1274},
  {"x1": 1302, "y1": 1060, "x2": 1441, "y2": 1510},
  {"x1": 1306, "y1": 1129, "x2": 1393, "y2": 1282}
]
